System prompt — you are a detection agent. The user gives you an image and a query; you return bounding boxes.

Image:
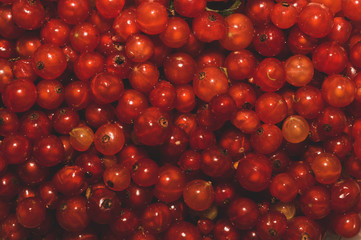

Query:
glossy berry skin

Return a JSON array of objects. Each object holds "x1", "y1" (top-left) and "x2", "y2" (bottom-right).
[
  {"x1": 141, "y1": 202, "x2": 172, "y2": 234},
  {"x1": 134, "y1": 107, "x2": 171, "y2": 146},
  {"x1": 331, "y1": 179, "x2": 360, "y2": 213},
  {"x1": 288, "y1": 25, "x2": 318, "y2": 55},
  {"x1": 284, "y1": 54, "x2": 314, "y2": 87},
  {"x1": 0, "y1": 172, "x2": 20, "y2": 200},
  {"x1": 174, "y1": 0, "x2": 206, "y2": 18},
  {"x1": 0, "y1": 108, "x2": 19, "y2": 137},
  {"x1": 2, "y1": 78, "x2": 37, "y2": 113},
  {"x1": 311, "y1": 153, "x2": 342, "y2": 185},
  {"x1": 154, "y1": 164, "x2": 186, "y2": 203},
  {"x1": 192, "y1": 11, "x2": 227, "y2": 43},
  {"x1": 332, "y1": 212, "x2": 361, "y2": 238},
  {"x1": 75, "y1": 153, "x2": 104, "y2": 184},
  {"x1": 31, "y1": 44, "x2": 67, "y2": 80},
  {"x1": 227, "y1": 197, "x2": 259, "y2": 230},
  {"x1": 129, "y1": 61, "x2": 159, "y2": 93},
  {"x1": 174, "y1": 84, "x2": 196, "y2": 113},
  {"x1": 56, "y1": 195, "x2": 90, "y2": 232},
  {"x1": 220, "y1": 13, "x2": 254, "y2": 51},
  {"x1": 149, "y1": 80, "x2": 176, "y2": 111},
  {"x1": 53, "y1": 166, "x2": 87, "y2": 196},
  {"x1": 125, "y1": 33, "x2": 154, "y2": 63},
  {"x1": 106, "y1": 52, "x2": 133, "y2": 79},
  {"x1": 300, "y1": 185, "x2": 331, "y2": 219},
  {"x1": 321, "y1": 74, "x2": 355, "y2": 108},
  {"x1": 294, "y1": 86, "x2": 325, "y2": 119},
  {"x1": 131, "y1": 158, "x2": 159, "y2": 187},
  {"x1": 74, "y1": 52, "x2": 105, "y2": 82},
  {"x1": 116, "y1": 89, "x2": 148, "y2": 124},
  {"x1": 232, "y1": 109, "x2": 258, "y2": 133},
  {"x1": 86, "y1": 187, "x2": 121, "y2": 224},
  {"x1": 197, "y1": 49, "x2": 225, "y2": 68},
  {"x1": 327, "y1": 17, "x2": 351, "y2": 44},
  {"x1": 0, "y1": 59, "x2": 13, "y2": 94},
  {"x1": 96, "y1": 0, "x2": 124, "y2": 19},
  {"x1": 183, "y1": 179, "x2": 214, "y2": 211},
  {"x1": 69, "y1": 23, "x2": 100, "y2": 53},
  {"x1": 351, "y1": 42, "x2": 361, "y2": 69},
  {"x1": 282, "y1": 115, "x2": 310, "y2": 144},
  {"x1": 33, "y1": 135, "x2": 65, "y2": 167},
  {"x1": 213, "y1": 218, "x2": 241, "y2": 240},
  {"x1": 40, "y1": 19, "x2": 70, "y2": 46},
  {"x1": 253, "y1": 24, "x2": 285, "y2": 57},
  {"x1": 270, "y1": 173, "x2": 298, "y2": 203},
  {"x1": 16, "y1": 197, "x2": 46, "y2": 228},
  {"x1": 94, "y1": 123, "x2": 125, "y2": 155},
  {"x1": 200, "y1": 146, "x2": 232, "y2": 178},
  {"x1": 16, "y1": 34, "x2": 42, "y2": 58},
  {"x1": 253, "y1": 58, "x2": 285, "y2": 92},
  {"x1": 52, "y1": 107, "x2": 80, "y2": 135},
  {"x1": 255, "y1": 92, "x2": 287, "y2": 124},
  {"x1": 65, "y1": 81, "x2": 91, "y2": 110},
  {"x1": 12, "y1": 0, "x2": 45, "y2": 30},
  {"x1": 16, "y1": 157, "x2": 47, "y2": 185},
  {"x1": 112, "y1": 8, "x2": 140, "y2": 42},
  {"x1": 136, "y1": 2, "x2": 168, "y2": 35},
  {"x1": 19, "y1": 111, "x2": 52, "y2": 140},
  {"x1": 298, "y1": 3, "x2": 334, "y2": 38},
  {"x1": 12, "y1": 58, "x2": 37, "y2": 82},
  {"x1": 236, "y1": 153, "x2": 272, "y2": 192},
  {"x1": 164, "y1": 221, "x2": 202, "y2": 240},
  {"x1": 160, "y1": 17, "x2": 190, "y2": 48},
  {"x1": 245, "y1": 0, "x2": 274, "y2": 26},
  {"x1": 271, "y1": 2, "x2": 298, "y2": 29},
  {"x1": 85, "y1": 104, "x2": 115, "y2": 129},
  {"x1": 342, "y1": 0, "x2": 361, "y2": 21},
  {"x1": 57, "y1": 0, "x2": 90, "y2": 25},
  {"x1": 312, "y1": 41, "x2": 347, "y2": 75},
  {"x1": 123, "y1": 184, "x2": 153, "y2": 210},
  {"x1": 193, "y1": 66, "x2": 229, "y2": 102},
  {"x1": 0, "y1": 5, "x2": 25, "y2": 40},
  {"x1": 1, "y1": 134, "x2": 31, "y2": 165},
  {"x1": 159, "y1": 126, "x2": 187, "y2": 159},
  {"x1": 110, "y1": 208, "x2": 139, "y2": 237},
  {"x1": 1, "y1": 214, "x2": 29, "y2": 240},
  {"x1": 208, "y1": 93, "x2": 236, "y2": 121},
  {"x1": 103, "y1": 165, "x2": 130, "y2": 191},
  {"x1": 250, "y1": 124, "x2": 283, "y2": 155},
  {"x1": 285, "y1": 216, "x2": 322, "y2": 240},
  {"x1": 219, "y1": 128, "x2": 251, "y2": 159},
  {"x1": 225, "y1": 50, "x2": 256, "y2": 81},
  {"x1": 163, "y1": 52, "x2": 196, "y2": 85},
  {"x1": 256, "y1": 211, "x2": 287, "y2": 240},
  {"x1": 36, "y1": 79, "x2": 64, "y2": 110},
  {"x1": 90, "y1": 72, "x2": 124, "y2": 105}
]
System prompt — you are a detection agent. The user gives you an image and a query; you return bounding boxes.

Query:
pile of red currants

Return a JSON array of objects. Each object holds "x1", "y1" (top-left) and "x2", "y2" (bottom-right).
[{"x1": 1, "y1": 0, "x2": 361, "y2": 239}]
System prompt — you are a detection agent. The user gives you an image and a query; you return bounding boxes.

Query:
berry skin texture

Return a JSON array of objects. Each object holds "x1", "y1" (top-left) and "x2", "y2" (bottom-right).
[
  {"x1": 192, "y1": 11, "x2": 227, "y2": 43},
  {"x1": 193, "y1": 66, "x2": 229, "y2": 102},
  {"x1": 2, "y1": 1, "x2": 361, "y2": 239},
  {"x1": 16, "y1": 197, "x2": 46, "y2": 228},
  {"x1": 93, "y1": 123, "x2": 125, "y2": 155},
  {"x1": 298, "y1": 3, "x2": 334, "y2": 39},
  {"x1": 134, "y1": 107, "x2": 171, "y2": 146},
  {"x1": 2, "y1": 78, "x2": 37, "y2": 113},
  {"x1": 236, "y1": 153, "x2": 272, "y2": 192},
  {"x1": 31, "y1": 44, "x2": 67, "y2": 80}
]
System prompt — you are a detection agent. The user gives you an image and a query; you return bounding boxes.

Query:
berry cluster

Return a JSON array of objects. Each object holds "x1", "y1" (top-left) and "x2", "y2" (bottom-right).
[{"x1": 1, "y1": 0, "x2": 361, "y2": 239}]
